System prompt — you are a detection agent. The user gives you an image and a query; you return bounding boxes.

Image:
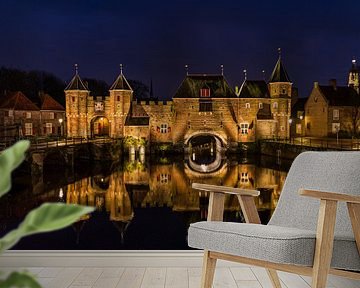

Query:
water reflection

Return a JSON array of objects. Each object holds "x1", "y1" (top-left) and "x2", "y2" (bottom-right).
[
  {"x1": 187, "y1": 135, "x2": 224, "y2": 173},
  {"x1": 0, "y1": 154, "x2": 289, "y2": 250}
]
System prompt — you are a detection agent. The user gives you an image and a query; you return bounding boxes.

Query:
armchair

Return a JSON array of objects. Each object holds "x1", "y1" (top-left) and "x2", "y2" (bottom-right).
[{"x1": 188, "y1": 152, "x2": 360, "y2": 288}]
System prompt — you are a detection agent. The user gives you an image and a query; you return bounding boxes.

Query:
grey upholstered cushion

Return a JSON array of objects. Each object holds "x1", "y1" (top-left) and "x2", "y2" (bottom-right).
[
  {"x1": 188, "y1": 152, "x2": 360, "y2": 271},
  {"x1": 269, "y1": 152, "x2": 360, "y2": 238},
  {"x1": 188, "y1": 221, "x2": 360, "y2": 271}
]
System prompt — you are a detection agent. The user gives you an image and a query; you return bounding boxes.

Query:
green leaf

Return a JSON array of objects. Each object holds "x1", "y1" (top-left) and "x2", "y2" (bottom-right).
[
  {"x1": 0, "y1": 203, "x2": 94, "y2": 252},
  {"x1": 0, "y1": 140, "x2": 30, "y2": 198},
  {"x1": 0, "y1": 271, "x2": 41, "y2": 288}
]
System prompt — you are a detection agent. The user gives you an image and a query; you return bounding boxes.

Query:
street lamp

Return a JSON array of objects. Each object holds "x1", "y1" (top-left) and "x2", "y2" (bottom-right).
[
  {"x1": 58, "y1": 118, "x2": 63, "y2": 138},
  {"x1": 335, "y1": 125, "x2": 340, "y2": 145},
  {"x1": 288, "y1": 118, "x2": 293, "y2": 143}
]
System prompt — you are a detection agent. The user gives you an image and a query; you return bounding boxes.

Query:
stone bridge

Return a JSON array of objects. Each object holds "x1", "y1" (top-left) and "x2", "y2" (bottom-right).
[{"x1": 27, "y1": 138, "x2": 123, "y2": 177}]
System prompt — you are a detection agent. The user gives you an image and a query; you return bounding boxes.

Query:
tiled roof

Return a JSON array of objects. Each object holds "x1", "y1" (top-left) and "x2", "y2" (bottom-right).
[
  {"x1": 65, "y1": 73, "x2": 88, "y2": 91},
  {"x1": 173, "y1": 74, "x2": 236, "y2": 98},
  {"x1": 132, "y1": 102, "x2": 149, "y2": 117},
  {"x1": 110, "y1": 73, "x2": 132, "y2": 91},
  {"x1": 269, "y1": 58, "x2": 291, "y2": 83},
  {"x1": 319, "y1": 86, "x2": 360, "y2": 106},
  {"x1": 238, "y1": 80, "x2": 270, "y2": 98},
  {"x1": 0, "y1": 91, "x2": 39, "y2": 111},
  {"x1": 40, "y1": 93, "x2": 65, "y2": 111},
  {"x1": 257, "y1": 103, "x2": 273, "y2": 120}
]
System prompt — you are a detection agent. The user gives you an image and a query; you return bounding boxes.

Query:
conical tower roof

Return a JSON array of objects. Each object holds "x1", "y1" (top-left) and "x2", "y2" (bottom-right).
[
  {"x1": 110, "y1": 64, "x2": 133, "y2": 91},
  {"x1": 269, "y1": 57, "x2": 291, "y2": 83},
  {"x1": 64, "y1": 65, "x2": 88, "y2": 91}
]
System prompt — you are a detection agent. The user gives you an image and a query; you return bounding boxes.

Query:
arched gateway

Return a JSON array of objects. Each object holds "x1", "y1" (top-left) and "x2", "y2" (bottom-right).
[
  {"x1": 185, "y1": 132, "x2": 225, "y2": 173},
  {"x1": 91, "y1": 116, "x2": 110, "y2": 137}
]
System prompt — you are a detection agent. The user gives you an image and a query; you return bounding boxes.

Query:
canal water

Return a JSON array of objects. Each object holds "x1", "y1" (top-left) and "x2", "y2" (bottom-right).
[{"x1": 0, "y1": 153, "x2": 291, "y2": 250}]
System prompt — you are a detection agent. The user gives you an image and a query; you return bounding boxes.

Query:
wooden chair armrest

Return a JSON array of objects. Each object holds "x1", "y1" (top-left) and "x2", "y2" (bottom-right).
[
  {"x1": 192, "y1": 183, "x2": 261, "y2": 224},
  {"x1": 299, "y1": 189, "x2": 360, "y2": 204},
  {"x1": 300, "y1": 189, "x2": 360, "y2": 262},
  {"x1": 192, "y1": 183, "x2": 260, "y2": 197}
]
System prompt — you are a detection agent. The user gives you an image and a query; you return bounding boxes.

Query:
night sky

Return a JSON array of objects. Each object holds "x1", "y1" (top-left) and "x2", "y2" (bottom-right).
[{"x1": 0, "y1": 0, "x2": 359, "y2": 99}]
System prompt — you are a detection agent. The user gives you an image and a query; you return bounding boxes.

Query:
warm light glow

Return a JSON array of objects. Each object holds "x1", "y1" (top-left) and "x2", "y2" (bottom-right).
[
  {"x1": 299, "y1": 115, "x2": 303, "y2": 120},
  {"x1": 58, "y1": 118, "x2": 63, "y2": 124},
  {"x1": 288, "y1": 118, "x2": 293, "y2": 124},
  {"x1": 59, "y1": 188, "x2": 64, "y2": 198}
]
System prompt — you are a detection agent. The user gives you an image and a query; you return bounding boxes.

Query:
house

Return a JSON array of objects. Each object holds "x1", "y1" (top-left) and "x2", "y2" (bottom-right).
[
  {"x1": 0, "y1": 91, "x2": 65, "y2": 141},
  {"x1": 305, "y1": 77, "x2": 360, "y2": 137},
  {"x1": 39, "y1": 92, "x2": 66, "y2": 136},
  {"x1": 0, "y1": 91, "x2": 41, "y2": 139}
]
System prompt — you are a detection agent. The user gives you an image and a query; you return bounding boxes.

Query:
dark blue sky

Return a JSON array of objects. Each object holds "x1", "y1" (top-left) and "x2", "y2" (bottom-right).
[{"x1": 0, "y1": 0, "x2": 359, "y2": 99}]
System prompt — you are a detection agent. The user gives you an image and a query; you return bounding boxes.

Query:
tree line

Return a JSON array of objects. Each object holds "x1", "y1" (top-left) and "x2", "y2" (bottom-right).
[{"x1": 0, "y1": 67, "x2": 152, "y2": 107}]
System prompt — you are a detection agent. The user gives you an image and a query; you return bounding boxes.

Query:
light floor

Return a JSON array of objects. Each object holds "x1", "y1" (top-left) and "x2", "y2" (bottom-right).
[{"x1": 1, "y1": 251, "x2": 360, "y2": 288}]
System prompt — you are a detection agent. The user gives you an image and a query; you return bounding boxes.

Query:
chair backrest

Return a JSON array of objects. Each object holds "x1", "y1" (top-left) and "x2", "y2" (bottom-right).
[{"x1": 269, "y1": 151, "x2": 360, "y2": 239}]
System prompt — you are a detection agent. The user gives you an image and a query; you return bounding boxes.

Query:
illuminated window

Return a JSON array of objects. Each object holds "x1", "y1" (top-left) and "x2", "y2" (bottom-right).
[
  {"x1": 26, "y1": 112, "x2": 31, "y2": 119},
  {"x1": 200, "y1": 88, "x2": 210, "y2": 97},
  {"x1": 25, "y1": 123, "x2": 33, "y2": 136},
  {"x1": 46, "y1": 123, "x2": 53, "y2": 134},
  {"x1": 296, "y1": 124, "x2": 302, "y2": 134},
  {"x1": 245, "y1": 103, "x2": 250, "y2": 109},
  {"x1": 273, "y1": 102, "x2": 278, "y2": 109},
  {"x1": 240, "y1": 123, "x2": 249, "y2": 134},
  {"x1": 259, "y1": 103, "x2": 263, "y2": 109},
  {"x1": 160, "y1": 123, "x2": 168, "y2": 133},
  {"x1": 333, "y1": 109, "x2": 339, "y2": 120},
  {"x1": 199, "y1": 101, "x2": 212, "y2": 112},
  {"x1": 49, "y1": 112, "x2": 54, "y2": 119}
]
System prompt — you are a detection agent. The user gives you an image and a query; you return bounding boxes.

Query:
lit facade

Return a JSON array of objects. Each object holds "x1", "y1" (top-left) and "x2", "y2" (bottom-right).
[
  {"x1": 304, "y1": 60, "x2": 360, "y2": 137},
  {"x1": 65, "y1": 57, "x2": 293, "y2": 147},
  {"x1": 0, "y1": 91, "x2": 65, "y2": 139}
]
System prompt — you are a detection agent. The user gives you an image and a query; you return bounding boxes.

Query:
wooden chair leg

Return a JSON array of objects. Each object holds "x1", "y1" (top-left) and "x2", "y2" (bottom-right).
[
  {"x1": 311, "y1": 200, "x2": 337, "y2": 288},
  {"x1": 347, "y1": 202, "x2": 360, "y2": 253},
  {"x1": 266, "y1": 269, "x2": 282, "y2": 288},
  {"x1": 201, "y1": 250, "x2": 217, "y2": 288}
]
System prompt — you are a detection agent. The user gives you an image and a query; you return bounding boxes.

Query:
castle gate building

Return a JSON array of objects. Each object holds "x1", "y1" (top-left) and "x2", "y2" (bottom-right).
[{"x1": 65, "y1": 56, "x2": 293, "y2": 148}]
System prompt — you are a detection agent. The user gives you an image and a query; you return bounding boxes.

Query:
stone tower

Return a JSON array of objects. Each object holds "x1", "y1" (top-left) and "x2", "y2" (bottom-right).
[
  {"x1": 65, "y1": 65, "x2": 90, "y2": 138},
  {"x1": 109, "y1": 65, "x2": 133, "y2": 137},
  {"x1": 348, "y1": 59, "x2": 359, "y2": 94},
  {"x1": 268, "y1": 51, "x2": 292, "y2": 139}
]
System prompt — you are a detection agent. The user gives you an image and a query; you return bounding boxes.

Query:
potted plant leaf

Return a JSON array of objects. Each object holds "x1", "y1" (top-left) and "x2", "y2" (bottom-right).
[{"x1": 0, "y1": 140, "x2": 94, "y2": 287}]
